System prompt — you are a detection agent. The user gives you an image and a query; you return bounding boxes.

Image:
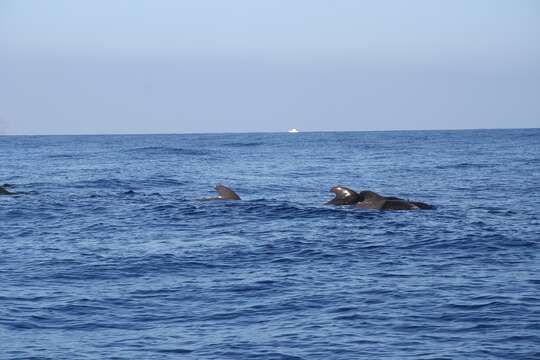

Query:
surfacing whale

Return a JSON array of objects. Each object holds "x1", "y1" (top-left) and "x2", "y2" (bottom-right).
[
  {"x1": 200, "y1": 184, "x2": 241, "y2": 201},
  {"x1": 325, "y1": 186, "x2": 362, "y2": 205},
  {"x1": 0, "y1": 185, "x2": 15, "y2": 196},
  {"x1": 326, "y1": 186, "x2": 432, "y2": 210}
]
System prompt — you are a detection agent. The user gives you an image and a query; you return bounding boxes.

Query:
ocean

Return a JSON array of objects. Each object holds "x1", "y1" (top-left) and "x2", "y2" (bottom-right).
[{"x1": 1, "y1": 129, "x2": 539, "y2": 359}]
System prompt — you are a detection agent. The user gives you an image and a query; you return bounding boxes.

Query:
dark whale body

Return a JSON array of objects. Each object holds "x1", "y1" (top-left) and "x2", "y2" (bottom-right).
[
  {"x1": 200, "y1": 184, "x2": 241, "y2": 201},
  {"x1": 326, "y1": 186, "x2": 432, "y2": 210},
  {"x1": 0, "y1": 186, "x2": 15, "y2": 195},
  {"x1": 355, "y1": 191, "x2": 411, "y2": 210}
]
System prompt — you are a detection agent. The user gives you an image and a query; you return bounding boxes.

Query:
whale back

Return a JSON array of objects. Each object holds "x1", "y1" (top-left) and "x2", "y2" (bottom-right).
[
  {"x1": 383, "y1": 193, "x2": 433, "y2": 210},
  {"x1": 359, "y1": 190, "x2": 432, "y2": 210},
  {"x1": 0, "y1": 186, "x2": 14, "y2": 195},
  {"x1": 380, "y1": 199, "x2": 419, "y2": 210},
  {"x1": 326, "y1": 186, "x2": 360, "y2": 205},
  {"x1": 358, "y1": 190, "x2": 385, "y2": 202},
  {"x1": 215, "y1": 184, "x2": 241, "y2": 200},
  {"x1": 356, "y1": 190, "x2": 386, "y2": 209}
]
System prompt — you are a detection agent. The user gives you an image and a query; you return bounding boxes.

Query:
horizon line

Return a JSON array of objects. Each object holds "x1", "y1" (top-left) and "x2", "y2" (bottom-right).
[{"x1": 1, "y1": 126, "x2": 538, "y2": 137}]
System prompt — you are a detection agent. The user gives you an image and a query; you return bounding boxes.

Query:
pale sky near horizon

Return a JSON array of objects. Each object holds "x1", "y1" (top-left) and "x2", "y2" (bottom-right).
[{"x1": 1, "y1": 0, "x2": 539, "y2": 135}]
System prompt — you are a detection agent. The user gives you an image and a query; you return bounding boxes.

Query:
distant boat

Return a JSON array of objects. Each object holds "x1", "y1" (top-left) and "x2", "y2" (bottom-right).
[{"x1": 288, "y1": 128, "x2": 299, "y2": 133}]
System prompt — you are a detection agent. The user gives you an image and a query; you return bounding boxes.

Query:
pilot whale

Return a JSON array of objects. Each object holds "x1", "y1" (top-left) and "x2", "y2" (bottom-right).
[
  {"x1": 0, "y1": 185, "x2": 15, "y2": 195},
  {"x1": 326, "y1": 186, "x2": 432, "y2": 210},
  {"x1": 200, "y1": 184, "x2": 241, "y2": 201}
]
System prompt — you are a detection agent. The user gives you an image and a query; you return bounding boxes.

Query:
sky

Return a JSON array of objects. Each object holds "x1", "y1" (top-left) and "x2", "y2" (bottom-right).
[{"x1": 0, "y1": 0, "x2": 539, "y2": 135}]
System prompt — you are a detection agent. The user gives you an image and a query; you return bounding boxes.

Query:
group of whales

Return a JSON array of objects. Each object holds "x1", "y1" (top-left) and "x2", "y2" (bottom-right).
[
  {"x1": 1, "y1": 183, "x2": 433, "y2": 210},
  {"x1": 205, "y1": 184, "x2": 433, "y2": 210}
]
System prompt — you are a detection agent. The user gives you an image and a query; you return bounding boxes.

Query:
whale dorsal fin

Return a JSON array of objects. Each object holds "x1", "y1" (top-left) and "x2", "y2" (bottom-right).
[
  {"x1": 326, "y1": 186, "x2": 360, "y2": 205},
  {"x1": 215, "y1": 184, "x2": 241, "y2": 200}
]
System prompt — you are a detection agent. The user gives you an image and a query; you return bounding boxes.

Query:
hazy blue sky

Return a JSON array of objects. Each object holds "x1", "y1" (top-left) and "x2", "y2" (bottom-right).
[{"x1": 1, "y1": 0, "x2": 539, "y2": 134}]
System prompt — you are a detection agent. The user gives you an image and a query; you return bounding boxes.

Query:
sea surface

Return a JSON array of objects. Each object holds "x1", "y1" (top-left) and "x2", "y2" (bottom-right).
[{"x1": 1, "y1": 129, "x2": 539, "y2": 359}]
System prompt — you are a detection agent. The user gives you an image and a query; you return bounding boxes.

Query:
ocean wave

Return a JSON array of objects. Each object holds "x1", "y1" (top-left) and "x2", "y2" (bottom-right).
[
  {"x1": 124, "y1": 146, "x2": 212, "y2": 156},
  {"x1": 222, "y1": 141, "x2": 266, "y2": 147},
  {"x1": 47, "y1": 153, "x2": 84, "y2": 159},
  {"x1": 435, "y1": 162, "x2": 496, "y2": 169},
  {"x1": 67, "y1": 179, "x2": 134, "y2": 191}
]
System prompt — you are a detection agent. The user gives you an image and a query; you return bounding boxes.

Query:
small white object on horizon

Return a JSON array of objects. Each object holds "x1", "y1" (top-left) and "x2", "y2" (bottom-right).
[{"x1": 288, "y1": 128, "x2": 299, "y2": 133}]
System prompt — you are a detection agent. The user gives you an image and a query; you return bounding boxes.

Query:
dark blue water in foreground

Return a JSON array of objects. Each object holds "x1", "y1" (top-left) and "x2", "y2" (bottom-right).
[{"x1": 1, "y1": 129, "x2": 539, "y2": 359}]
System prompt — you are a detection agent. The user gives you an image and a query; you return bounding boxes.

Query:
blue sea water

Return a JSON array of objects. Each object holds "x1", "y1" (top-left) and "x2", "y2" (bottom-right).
[{"x1": 1, "y1": 129, "x2": 539, "y2": 359}]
